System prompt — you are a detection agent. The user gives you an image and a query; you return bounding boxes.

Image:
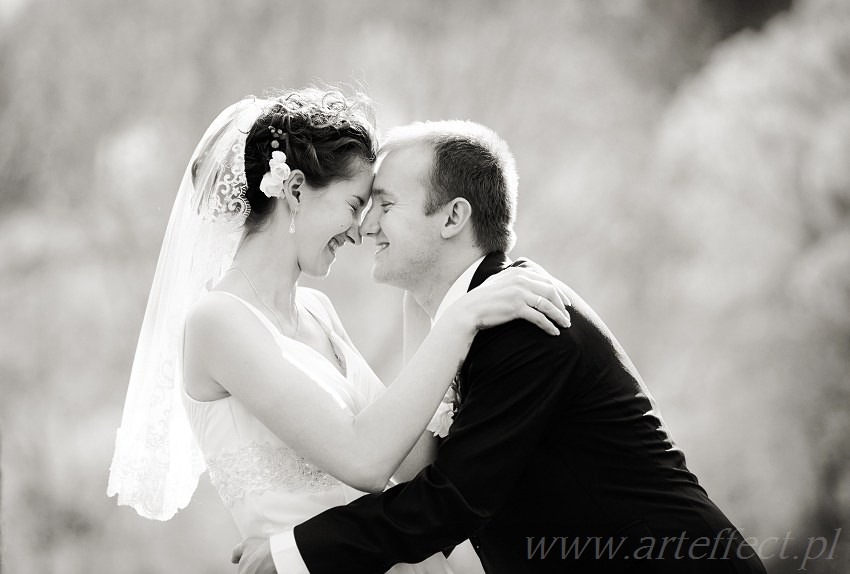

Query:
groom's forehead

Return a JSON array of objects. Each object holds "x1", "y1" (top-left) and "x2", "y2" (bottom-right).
[
  {"x1": 373, "y1": 151, "x2": 431, "y2": 197},
  {"x1": 377, "y1": 144, "x2": 431, "y2": 178}
]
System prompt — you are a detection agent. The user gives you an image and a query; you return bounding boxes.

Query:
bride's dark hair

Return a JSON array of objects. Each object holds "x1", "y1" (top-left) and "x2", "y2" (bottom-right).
[{"x1": 241, "y1": 87, "x2": 378, "y2": 237}]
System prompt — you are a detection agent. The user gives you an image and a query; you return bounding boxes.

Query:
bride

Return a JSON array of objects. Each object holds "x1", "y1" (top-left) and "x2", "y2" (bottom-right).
[{"x1": 107, "y1": 87, "x2": 570, "y2": 573}]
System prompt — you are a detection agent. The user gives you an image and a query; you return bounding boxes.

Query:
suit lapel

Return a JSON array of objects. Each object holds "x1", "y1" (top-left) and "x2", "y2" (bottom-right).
[
  {"x1": 452, "y1": 252, "x2": 511, "y2": 407},
  {"x1": 467, "y1": 252, "x2": 511, "y2": 292}
]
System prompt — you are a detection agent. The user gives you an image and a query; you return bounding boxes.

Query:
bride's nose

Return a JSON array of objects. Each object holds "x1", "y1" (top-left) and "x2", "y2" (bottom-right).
[{"x1": 345, "y1": 223, "x2": 362, "y2": 246}]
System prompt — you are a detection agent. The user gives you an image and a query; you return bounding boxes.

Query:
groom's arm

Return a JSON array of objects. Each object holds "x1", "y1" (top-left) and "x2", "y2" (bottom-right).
[{"x1": 289, "y1": 320, "x2": 580, "y2": 573}]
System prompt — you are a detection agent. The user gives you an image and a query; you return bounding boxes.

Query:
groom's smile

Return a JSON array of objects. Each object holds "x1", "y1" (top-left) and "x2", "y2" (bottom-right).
[{"x1": 360, "y1": 145, "x2": 444, "y2": 290}]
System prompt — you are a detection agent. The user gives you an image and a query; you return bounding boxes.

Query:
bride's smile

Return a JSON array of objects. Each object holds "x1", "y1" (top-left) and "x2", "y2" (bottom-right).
[{"x1": 292, "y1": 169, "x2": 372, "y2": 278}]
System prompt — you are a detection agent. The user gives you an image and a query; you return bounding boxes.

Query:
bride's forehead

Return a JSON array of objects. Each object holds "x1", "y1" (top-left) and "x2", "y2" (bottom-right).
[
  {"x1": 354, "y1": 170, "x2": 375, "y2": 195},
  {"x1": 325, "y1": 170, "x2": 373, "y2": 198}
]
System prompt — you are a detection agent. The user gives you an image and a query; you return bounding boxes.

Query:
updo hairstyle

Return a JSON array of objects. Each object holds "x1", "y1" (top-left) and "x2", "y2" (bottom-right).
[{"x1": 241, "y1": 88, "x2": 378, "y2": 237}]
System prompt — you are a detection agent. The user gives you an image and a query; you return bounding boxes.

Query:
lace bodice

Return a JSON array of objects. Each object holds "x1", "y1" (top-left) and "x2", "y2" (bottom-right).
[{"x1": 205, "y1": 440, "x2": 342, "y2": 507}]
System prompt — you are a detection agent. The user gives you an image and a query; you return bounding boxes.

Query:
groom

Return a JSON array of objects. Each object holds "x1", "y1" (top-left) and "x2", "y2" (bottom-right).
[{"x1": 236, "y1": 121, "x2": 766, "y2": 573}]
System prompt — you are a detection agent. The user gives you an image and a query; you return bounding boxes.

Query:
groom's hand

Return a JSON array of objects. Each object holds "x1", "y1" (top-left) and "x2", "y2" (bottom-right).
[{"x1": 232, "y1": 537, "x2": 276, "y2": 574}]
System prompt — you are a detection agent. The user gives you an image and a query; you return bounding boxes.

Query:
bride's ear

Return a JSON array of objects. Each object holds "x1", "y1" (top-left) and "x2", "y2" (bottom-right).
[{"x1": 283, "y1": 170, "x2": 305, "y2": 212}]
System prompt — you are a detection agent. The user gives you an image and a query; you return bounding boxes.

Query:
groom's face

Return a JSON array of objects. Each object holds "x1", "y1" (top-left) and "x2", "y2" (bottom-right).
[{"x1": 361, "y1": 145, "x2": 443, "y2": 289}]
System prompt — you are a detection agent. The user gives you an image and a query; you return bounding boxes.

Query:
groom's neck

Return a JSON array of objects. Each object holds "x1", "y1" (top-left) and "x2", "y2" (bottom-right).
[{"x1": 411, "y1": 251, "x2": 485, "y2": 319}]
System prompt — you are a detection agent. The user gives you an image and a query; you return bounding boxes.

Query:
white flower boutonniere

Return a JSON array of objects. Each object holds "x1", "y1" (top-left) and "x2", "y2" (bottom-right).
[
  {"x1": 259, "y1": 151, "x2": 291, "y2": 198},
  {"x1": 427, "y1": 389, "x2": 456, "y2": 438}
]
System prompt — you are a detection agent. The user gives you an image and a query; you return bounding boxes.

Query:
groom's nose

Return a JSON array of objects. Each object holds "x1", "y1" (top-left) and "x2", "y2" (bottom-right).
[{"x1": 359, "y1": 204, "x2": 381, "y2": 237}]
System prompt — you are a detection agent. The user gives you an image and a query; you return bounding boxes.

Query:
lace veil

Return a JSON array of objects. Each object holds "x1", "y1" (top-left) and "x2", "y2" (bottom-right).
[{"x1": 107, "y1": 98, "x2": 269, "y2": 520}]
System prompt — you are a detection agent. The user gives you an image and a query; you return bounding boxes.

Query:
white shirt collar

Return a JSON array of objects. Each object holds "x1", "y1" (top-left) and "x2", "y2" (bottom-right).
[{"x1": 432, "y1": 256, "x2": 487, "y2": 326}]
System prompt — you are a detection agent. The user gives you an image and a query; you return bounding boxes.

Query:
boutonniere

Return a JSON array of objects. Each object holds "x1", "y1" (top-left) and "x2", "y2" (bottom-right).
[
  {"x1": 449, "y1": 373, "x2": 461, "y2": 412},
  {"x1": 427, "y1": 387, "x2": 457, "y2": 439}
]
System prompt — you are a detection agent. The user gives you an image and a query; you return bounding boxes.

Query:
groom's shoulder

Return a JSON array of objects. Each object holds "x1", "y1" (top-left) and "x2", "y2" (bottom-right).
[{"x1": 471, "y1": 316, "x2": 578, "y2": 366}]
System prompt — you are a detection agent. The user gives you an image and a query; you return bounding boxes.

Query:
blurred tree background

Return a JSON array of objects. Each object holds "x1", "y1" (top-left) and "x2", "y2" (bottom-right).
[{"x1": 1, "y1": 0, "x2": 848, "y2": 572}]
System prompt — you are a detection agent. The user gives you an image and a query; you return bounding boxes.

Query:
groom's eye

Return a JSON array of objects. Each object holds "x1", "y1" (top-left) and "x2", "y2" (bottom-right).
[{"x1": 381, "y1": 202, "x2": 393, "y2": 212}]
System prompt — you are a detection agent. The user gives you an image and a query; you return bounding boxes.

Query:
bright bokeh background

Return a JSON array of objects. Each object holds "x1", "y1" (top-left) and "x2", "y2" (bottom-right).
[{"x1": 1, "y1": 1, "x2": 849, "y2": 572}]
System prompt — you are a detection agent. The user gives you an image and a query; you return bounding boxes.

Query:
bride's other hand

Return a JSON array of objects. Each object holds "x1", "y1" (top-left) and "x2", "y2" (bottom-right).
[
  {"x1": 232, "y1": 537, "x2": 275, "y2": 574},
  {"x1": 448, "y1": 267, "x2": 571, "y2": 336}
]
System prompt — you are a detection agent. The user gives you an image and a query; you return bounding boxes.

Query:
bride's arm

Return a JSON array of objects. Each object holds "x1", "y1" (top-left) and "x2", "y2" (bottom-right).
[
  {"x1": 308, "y1": 289, "x2": 439, "y2": 483},
  {"x1": 185, "y1": 270, "x2": 569, "y2": 493},
  {"x1": 395, "y1": 291, "x2": 439, "y2": 481},
  {"x1": 402, "y1": 290, "x2": 432, "y2": 365}
]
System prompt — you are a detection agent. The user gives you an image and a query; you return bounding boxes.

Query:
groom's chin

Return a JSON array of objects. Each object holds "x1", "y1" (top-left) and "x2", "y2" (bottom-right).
[
  {"x1": 370, "y1": 263, "x2": 403, "y2": 289},
  {"x1": 369, "y1": 264, "x2": 389, "y2": 285}
]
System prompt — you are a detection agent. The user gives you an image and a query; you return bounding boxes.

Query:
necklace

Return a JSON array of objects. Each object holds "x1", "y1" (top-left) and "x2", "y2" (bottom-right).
[
  {"x1": 225, "y1": 267, "x2": 345, "y2": 374},
  {"x1": 226, "y1": 267, "x2": 299, "y2": 336}
]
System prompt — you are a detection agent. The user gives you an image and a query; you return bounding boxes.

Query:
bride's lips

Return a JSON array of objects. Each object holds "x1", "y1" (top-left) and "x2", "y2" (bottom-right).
[{"x1": 328, "y1": 236, "x2": 343, "y2": 254}]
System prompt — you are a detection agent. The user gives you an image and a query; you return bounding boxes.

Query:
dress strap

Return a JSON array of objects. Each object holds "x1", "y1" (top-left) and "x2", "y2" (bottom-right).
[
  {"x1": 298, "y1": 290, "x2": 348, "y2": 377},
  {"x1": 298, "y1": 290, "x2": 335, "y2": 335}
]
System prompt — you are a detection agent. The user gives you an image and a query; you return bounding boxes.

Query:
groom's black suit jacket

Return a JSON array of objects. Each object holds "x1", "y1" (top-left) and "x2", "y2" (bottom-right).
[{"x1": 293, "y1": 253, "x2": 766, "y2": 573}]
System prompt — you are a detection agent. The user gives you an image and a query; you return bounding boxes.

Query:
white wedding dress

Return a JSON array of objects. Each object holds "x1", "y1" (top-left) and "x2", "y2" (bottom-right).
[{"x1": 181, "y1": 289, "x2": 454, "y2": 574}]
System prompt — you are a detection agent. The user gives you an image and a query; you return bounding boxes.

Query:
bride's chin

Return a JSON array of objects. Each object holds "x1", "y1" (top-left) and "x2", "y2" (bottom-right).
[{"x1": 302, "y1": 260, "x2": 334, "y2": 279}]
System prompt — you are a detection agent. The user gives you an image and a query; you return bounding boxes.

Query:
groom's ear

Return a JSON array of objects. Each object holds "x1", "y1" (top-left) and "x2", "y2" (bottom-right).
[{"x1": 440, "y1": 197, "x2": 473, "y2": 240}]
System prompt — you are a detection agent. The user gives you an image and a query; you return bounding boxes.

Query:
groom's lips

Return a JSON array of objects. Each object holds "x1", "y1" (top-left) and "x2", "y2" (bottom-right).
[{"x1": 375, "y1": 242, "x2": 389, "y2": 255}]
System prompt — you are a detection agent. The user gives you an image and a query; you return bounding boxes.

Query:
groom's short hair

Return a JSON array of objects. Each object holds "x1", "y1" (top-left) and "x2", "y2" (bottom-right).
[{"x1": 380, "y1": 120, "x2": 517, "y2": 253}]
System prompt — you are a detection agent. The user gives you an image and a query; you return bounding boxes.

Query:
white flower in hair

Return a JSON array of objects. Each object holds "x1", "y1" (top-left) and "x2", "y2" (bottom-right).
[{"x1": 259, "y1": 151, "x2": 291, "y2": 198}]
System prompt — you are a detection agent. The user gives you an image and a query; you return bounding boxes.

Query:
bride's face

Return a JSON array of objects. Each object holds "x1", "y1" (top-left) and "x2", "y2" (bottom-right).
[{"x1": 293, "y1": 167, "x2": 373, "y2": 277}]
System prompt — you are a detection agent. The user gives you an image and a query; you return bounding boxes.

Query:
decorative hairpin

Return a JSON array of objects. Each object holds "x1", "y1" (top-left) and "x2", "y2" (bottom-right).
[{"x1": 268, "y1": 126, "x2": 284, "y2": 149}]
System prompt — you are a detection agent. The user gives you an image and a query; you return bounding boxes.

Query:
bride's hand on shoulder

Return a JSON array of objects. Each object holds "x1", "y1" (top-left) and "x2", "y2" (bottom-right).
[
  {"x1": 511, "y1": 257, "x2": 574, "y2": 306},
  {"x1": 447, "y1": 266, "x2": 572, "y2": 336}
]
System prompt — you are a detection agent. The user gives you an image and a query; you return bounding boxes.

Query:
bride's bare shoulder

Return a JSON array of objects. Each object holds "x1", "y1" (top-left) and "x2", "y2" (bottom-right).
[
  {"x1": 183, "y1": 291, "x2": 272, "y2": 399},
  {"x1": 188, "y1": 290, "x2": 240, "y2": 324},
  {"x1": 183, "y1": 293, "x2": 253, "y2": 400},
  {"x1": 185, "y1": 291, "x2": 260, "y2": 349}
]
